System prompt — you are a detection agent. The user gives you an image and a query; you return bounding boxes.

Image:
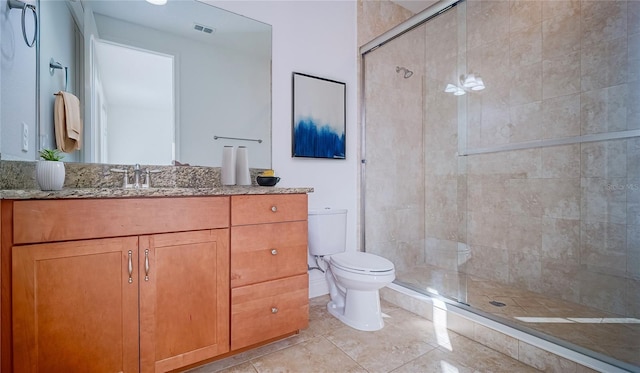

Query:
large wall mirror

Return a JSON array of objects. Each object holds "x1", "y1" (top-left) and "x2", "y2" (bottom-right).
[{"x1": 1, "y1": 0, "x2": 272, "y2": 168}]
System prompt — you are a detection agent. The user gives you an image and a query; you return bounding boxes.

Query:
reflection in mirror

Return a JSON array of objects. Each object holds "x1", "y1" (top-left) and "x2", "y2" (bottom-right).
[
  {"x1": 1, "y1": 0, "x2": 272, "y2": 168},
  {"x1": 91, "y1": 39, "x2": 175, "y2": 165}
]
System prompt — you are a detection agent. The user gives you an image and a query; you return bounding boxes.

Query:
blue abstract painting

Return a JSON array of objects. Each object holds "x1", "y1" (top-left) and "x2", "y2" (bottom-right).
[{"x1": 292, "y1": 73, "x2": 346, "y2": 159}]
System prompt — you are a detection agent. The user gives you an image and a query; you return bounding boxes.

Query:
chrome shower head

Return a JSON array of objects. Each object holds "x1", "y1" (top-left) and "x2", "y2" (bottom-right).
[{"x1": 396, "y1": 66, "x2": 413, "y2": 79}]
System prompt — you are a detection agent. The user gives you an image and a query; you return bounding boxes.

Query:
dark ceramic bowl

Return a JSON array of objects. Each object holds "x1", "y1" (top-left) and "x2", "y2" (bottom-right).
[{"x1": 256, "y1": 176, "x2": 280, "y2": 187}]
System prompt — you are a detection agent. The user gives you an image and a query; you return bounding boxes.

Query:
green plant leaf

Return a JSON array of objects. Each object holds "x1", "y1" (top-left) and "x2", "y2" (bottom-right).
[{"x1": 38, "y1": 148, "x2": 64, "y2": 162}]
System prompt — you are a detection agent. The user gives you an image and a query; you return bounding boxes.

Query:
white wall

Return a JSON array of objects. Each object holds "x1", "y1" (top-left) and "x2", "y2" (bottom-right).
[
  {"x1": 209, "y1": 1, "x2": 359, "y2": 296},
  {"x1": 1, "y1": 0, "x2": 37, "y2": 161}
]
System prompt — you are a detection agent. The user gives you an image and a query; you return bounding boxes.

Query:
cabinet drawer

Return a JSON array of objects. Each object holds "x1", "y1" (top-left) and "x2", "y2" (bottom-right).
[
  {"x1": 231, "y1": 194, "x2": 307, "y2": 226},
  {"x1": 231, "y1": 274, "x2": 308, "y2": 350},
  {"x1": 231, "y1": 221, "x2": 307, "y2": 287},
  {"x1": 12, "y1": 197, "x2": 230, "y2": 244}
]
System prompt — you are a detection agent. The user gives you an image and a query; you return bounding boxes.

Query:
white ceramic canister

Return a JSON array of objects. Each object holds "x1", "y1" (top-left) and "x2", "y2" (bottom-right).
[
  {"x1": 221, "y1": 146, "x2": 236, "y2": 185},
  {"x1": 235, "y1": 146, "x2": 251, "y2": 186}
]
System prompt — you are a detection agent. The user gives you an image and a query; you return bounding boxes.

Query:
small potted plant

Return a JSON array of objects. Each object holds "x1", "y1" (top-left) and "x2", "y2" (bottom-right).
[{"x1": 36, "y1": 148, "x2": 65, "y2": 191}]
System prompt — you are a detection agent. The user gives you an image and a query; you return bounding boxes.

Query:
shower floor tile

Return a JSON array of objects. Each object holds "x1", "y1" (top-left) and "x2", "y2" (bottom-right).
[{"x1": 395, "y1": 264, "x2": 640, "y2": 368}]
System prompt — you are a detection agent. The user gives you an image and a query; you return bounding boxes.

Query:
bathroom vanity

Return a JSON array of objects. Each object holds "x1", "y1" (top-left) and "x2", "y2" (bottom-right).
[{"x1": 0, "y1": 188, "x2": 311, "y2": 372}]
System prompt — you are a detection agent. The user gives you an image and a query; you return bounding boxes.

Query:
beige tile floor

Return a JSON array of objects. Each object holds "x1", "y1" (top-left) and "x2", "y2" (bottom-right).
[
  {"x1": 396, "y1": 265, "x2": 640, "y2": 367},
  {"x1": 187, "y1": 295, "x2": 540, "y2": 373}
]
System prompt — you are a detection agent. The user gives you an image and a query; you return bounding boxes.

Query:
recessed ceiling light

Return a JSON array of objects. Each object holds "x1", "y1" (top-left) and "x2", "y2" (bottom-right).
[{"x1": 146, "y1": 0, "x2": 167, "y2": 5}]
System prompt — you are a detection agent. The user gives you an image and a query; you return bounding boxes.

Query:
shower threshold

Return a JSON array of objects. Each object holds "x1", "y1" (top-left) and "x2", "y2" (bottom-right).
[{"x1": 383, "y1": 276, "x2": 639, "y2": 373}]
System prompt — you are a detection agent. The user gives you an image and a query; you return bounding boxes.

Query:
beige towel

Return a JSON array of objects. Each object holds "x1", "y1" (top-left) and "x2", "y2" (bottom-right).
[{"x1": 54, "y1": 91, "x2": 82, "y2": 152}]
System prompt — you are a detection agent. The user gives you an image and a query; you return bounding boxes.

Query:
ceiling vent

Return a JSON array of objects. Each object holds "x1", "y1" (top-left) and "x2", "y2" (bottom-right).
[{"x1": 193, "y1": 23, "x2": 216, "y2": 35}]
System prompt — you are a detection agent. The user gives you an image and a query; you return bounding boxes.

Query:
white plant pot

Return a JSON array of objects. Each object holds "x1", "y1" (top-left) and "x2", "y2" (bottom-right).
[{"x1": 36, "y1": 161, "x2": 65, "y2": 191}]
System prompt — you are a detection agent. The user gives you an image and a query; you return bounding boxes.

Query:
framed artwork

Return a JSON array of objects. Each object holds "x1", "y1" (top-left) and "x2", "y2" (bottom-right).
[{"x1": 292, "y1": 72, "x2": 346, "y2": 159}]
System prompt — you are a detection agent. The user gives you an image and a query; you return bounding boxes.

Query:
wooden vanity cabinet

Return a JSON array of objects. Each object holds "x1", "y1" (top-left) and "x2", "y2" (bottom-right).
[
  {"x1": 3, "y1": 197, "x2": 230, "y2": 373},
  {"x1": 230, "y1": 194, "x2": 309, "y2": 350},
  {"x1": 1, "y1": 193, "x2": 310, "y2": 372}
]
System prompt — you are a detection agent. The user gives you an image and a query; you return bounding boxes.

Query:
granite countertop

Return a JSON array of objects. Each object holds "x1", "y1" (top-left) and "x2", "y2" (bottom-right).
[
  {"x1": 0, "y1": 160, "x2": 312, "y2": 199},
  {"x1": 0, "y1": 186, "x2": 314, "y2": 200}
]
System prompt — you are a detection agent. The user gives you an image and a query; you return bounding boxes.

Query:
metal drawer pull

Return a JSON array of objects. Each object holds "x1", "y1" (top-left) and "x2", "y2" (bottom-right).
[
  {"x1": 271, "y1": 307, "x2": 278, "y2": 314},
  {"x1": 144, "y1": 249, "x2": 150, "y2": 281},
  {"x1": 271, "y1": 206, "x2": 277, "y2": 212},
  {"x1": 127, "y1": 250, "x2": 133, "y2": 284},
  {"x1": 271, "y1": 249, "x2": 278, "y2": 255}
]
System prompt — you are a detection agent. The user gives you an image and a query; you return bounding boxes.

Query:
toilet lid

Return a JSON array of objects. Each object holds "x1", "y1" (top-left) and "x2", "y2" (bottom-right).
[{"x1": 330, "y1": 252, "x2": 394, "y2": 273}]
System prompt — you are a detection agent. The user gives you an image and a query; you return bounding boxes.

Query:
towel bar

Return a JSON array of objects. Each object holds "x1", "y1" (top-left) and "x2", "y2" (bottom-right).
[
  {"x1": 214, "y1": 135, "x2": 262, "y2": 144},
  {"x1": 49, "y1": 58, "x2": 69, "y2": 92},
  {"x1": 7, "y1": 0, "x2": 37, "y2": 48}
]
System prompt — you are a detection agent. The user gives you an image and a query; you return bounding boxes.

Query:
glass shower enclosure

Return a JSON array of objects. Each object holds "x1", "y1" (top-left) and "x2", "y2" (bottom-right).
[{"x1": 361, "y1": 0, "x2": 640, "y2": 369}]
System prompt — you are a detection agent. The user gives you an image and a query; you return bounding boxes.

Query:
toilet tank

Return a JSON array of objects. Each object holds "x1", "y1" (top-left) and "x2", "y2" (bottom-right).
[{"x1": 308, "y1": 208, "x2": 347, "y2": 256}]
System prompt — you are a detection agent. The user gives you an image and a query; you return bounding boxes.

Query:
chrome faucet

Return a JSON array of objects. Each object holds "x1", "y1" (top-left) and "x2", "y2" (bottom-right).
[
  {"x1": 132, "y1": 164, "x2": 143, "y2": 189},
  {"x1": 110, "y1": 164, "x2": 162, "y2": 189}
]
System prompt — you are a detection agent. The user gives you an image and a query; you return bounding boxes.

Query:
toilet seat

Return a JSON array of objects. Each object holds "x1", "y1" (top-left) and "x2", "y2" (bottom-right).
[{"x1": 330, "y1": 252, "x2": 394, "y2": 275}]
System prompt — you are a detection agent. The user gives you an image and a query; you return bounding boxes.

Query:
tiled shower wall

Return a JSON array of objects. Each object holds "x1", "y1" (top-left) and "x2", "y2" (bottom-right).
[
  {"x1": 458, "y1": 0, "x2": 639, "y2": 318},
  {"x1": 364, "y1": 0, "x2": 639, "y2": 318}
]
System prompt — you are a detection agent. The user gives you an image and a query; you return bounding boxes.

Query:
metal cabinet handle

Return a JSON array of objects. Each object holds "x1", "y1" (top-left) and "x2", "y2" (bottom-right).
[
  {"x1": 144, "y1": 249, "x2": 150, "y2": 281},
  {"x1": 271, "y1": 249, "x2": 278, "y2": 255},
  {"x1": 271, "y1": 206, "x2": 277, "y2": 212},
  {"x1": 127, "y1": 250, "x2": 133, "y2": 284},
  {"x1": 271, "y1": 307, "x2": 278, "y2": 314}
]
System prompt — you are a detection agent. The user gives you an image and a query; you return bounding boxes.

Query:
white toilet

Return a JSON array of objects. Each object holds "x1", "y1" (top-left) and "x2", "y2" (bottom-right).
[{"x1": 308, "y1": 208, "x2": 395, "y2": 331}]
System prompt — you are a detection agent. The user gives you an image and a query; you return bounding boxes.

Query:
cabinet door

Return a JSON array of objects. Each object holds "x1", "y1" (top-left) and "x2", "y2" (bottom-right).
[
  {"x1": 139, "y1": 229, "x2": 229, "y2": 373},
  {"x1": 12, "y1": 237, "x2": 140, "y2": 373}
]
